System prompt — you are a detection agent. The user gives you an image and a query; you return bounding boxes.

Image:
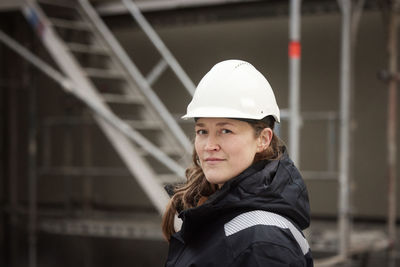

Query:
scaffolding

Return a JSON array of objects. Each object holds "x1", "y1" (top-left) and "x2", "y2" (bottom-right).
[{"x1": 0, "y1": 0, "x2": 398, "y2": 266}]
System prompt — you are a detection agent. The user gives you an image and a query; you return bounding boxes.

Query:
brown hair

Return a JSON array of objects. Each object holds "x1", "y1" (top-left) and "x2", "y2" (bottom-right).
[{"x1": 161, "y1": 116, "x2": 284, "y2": 241}]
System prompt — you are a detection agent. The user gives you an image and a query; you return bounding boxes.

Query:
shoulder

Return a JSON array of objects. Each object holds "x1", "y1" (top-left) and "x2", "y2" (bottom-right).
[{"x1": 224, "y1": 210, "x2": 311, "y2": 265}]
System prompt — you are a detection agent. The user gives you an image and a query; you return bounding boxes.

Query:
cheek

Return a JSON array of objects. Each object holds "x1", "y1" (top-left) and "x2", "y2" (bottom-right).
[
  {"x1": 194, "y1": 138, "x2": 202, "y2": 155},
  {"x1": 244, "y1": 139, "x2": 259, "y2": 159},
  {"x1": 231, "y1": 139, "x2": 258, "y2": 162}
]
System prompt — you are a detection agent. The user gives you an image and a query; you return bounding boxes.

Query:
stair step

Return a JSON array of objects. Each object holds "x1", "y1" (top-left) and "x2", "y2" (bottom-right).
[
  {"x1": 67, "y1": 43, "x2": 109, "y2": 55},
  {"x1": 84, "y1": 68, "x2": 125, "y2": 79},
  {"x1": 102, "y1": 93, "x2": 143, "y2": 104},
  {"x1": 38, "y1": 0, "x2": 76, "y2": 9},
  {"x1": 49, "y1": 18, "x2": 91, "y2": 30},
  {"x1": 124, "y1": 120, "x2": 163, "y2": 130}
]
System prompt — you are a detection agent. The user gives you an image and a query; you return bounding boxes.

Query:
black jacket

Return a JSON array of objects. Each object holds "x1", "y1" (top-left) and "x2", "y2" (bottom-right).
[{"x1": 165, "y1": 150, "x2": 313, "y2": 267}]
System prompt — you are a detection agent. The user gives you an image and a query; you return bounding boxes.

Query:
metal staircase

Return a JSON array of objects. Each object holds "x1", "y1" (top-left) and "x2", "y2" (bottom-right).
[{"x1": 22, "y1": 0, "x2": 193, "y2": 218}]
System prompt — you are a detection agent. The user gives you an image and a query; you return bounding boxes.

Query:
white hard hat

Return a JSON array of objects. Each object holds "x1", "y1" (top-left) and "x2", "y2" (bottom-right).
[{"x1": 182, "y1": 59, "x2": 280, "y2": 122}]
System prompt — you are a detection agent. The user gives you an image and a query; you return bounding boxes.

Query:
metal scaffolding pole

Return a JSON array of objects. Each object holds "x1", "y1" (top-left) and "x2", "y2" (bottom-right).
[
  {"x1": 7, "y1": 48, "x2": 19, "y2": 267},
  {"x1": 27, "y1": 63, "x2": 37, "y2": 267},
  {"x1": 289, "y1": 0, "x2": 302, "y2": 167},
  {"x1": 338, "y1": 0, "x2": 352, "y2": 259},
  {"x1": 386, "y1": 2, "x2": 399, "y2": 266}
]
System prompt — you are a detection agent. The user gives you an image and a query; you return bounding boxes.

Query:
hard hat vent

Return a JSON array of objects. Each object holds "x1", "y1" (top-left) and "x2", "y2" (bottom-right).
[{"x1": 234, "y1": 62, "x2": 251, "y2": 69}]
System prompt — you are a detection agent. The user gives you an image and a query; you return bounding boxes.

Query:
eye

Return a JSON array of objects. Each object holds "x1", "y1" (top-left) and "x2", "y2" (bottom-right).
[
  {"x1": 221, "y1": 129, "x2": 233, "y2": 134},
  {"x1": 196, "y1": 129, "x2": 207, "y2": 135}
]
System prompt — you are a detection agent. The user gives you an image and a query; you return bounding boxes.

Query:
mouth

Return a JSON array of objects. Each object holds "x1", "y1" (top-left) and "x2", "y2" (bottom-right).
[{"x1": 204, "y1": 157, "x2": 225, "y2": 163}]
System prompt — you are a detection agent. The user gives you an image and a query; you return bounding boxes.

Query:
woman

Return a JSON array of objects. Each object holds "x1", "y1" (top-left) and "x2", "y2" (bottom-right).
[{"x1": 163, "y1": 60, "x2": 313, "y2": 266}]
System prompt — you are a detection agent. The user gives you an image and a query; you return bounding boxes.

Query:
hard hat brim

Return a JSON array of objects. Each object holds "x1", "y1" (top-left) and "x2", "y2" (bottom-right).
[{"x1": 182, "y1": 106, "x2": 280, "y2": 123}]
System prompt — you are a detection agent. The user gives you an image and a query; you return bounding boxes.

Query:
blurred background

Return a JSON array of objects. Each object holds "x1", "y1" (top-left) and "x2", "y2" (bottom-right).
[{"x1": 0, "y1": 0, "x2": 399, "y2": 266}]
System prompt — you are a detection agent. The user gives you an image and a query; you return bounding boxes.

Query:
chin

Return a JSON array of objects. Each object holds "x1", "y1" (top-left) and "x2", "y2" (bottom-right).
[
  {"x1": 205, "y1": 175, "x2": 229, "y2": 186},
  {"x1": 205, "y1": 176, "x2": 222, "y2": 185}
]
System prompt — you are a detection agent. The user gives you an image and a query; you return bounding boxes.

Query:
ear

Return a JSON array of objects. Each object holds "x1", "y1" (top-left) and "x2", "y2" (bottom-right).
[{"x1": 256, "y1": 128, "x2": 273, "y2": 153}]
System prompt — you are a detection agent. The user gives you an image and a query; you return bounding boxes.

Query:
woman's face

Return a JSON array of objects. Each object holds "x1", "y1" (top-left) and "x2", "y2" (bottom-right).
[{"x1": 195, "y1": 118, "x2": 271, "y2": 187}]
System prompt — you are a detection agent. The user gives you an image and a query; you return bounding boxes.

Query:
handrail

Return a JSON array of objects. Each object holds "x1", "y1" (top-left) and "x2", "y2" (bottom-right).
[
  {"x1": 0, "y1": 29, "x2": 186, "y2": 179},
  {"x1": 121, "y1": 0, "x2": 196, "y2": 95},
  {"x1": 78, "y1": 0, "x2": 193, "y2": 153}
]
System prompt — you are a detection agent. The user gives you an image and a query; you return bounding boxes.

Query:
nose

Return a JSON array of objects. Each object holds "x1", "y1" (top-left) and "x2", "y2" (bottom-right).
[{"x1": 204, "y1": 135, "x2": 220, "y2": 151}]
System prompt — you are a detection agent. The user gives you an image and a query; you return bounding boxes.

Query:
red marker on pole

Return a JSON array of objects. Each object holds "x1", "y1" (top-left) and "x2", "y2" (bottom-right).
[{"x1": 289, "y1": 41, "x2": 301, "y2": 59}]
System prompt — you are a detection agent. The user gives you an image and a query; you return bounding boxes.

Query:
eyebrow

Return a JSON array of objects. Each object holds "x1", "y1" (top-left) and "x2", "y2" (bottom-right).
[{"x1": 195, "y1": 122, "x2": 235, "y2": 127}]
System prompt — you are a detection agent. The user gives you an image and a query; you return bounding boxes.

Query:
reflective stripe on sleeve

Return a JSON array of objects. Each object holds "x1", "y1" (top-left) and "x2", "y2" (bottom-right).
[{"x1": 224, "y1": 210, "x2": 310, "y2": 255}]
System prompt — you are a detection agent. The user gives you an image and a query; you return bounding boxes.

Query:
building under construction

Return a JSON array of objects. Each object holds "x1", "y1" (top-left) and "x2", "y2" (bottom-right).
[{"x1": 0, "y1": 0, "x2": 399, "y2": 266}]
